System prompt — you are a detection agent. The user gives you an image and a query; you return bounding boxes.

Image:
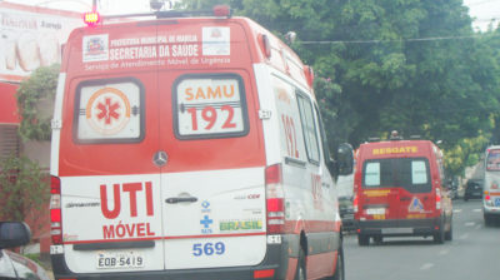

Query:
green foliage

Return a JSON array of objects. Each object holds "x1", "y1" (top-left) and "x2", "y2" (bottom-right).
[
  {"x1": 444, "y1": 132, "x2": 490, "y2": 176},
  {"x1": 177, "y1": 0, "x2": 500, "y2": 175},
  {"x1": 0, "y1": 155, "x2": 49, "y2": 222},
  {"x1": 16, "y1": 64, "x2": 60, "y2": 142}
]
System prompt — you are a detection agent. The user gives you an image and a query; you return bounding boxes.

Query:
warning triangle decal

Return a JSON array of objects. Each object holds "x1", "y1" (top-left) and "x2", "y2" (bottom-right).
[{"x1": 408, "y1": 197, "x2": 424, "y2": 213}]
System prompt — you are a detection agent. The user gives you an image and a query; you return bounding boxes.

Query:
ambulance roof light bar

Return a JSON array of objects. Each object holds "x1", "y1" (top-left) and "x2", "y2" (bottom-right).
[{"x1": 95, "y1": 5, "x2": 232, "y2": 22}]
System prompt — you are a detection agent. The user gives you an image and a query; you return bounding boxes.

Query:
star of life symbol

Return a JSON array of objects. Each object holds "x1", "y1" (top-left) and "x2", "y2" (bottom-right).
[
  {"x1": 86, "y1": 87, "x2": 131, "y2": 135},
  {"x1": 97, "y1": 98, "x2": 121, "y2": 125},
  {"x1": 408, "y1": 197, "x2": 425, "y2": 213}
]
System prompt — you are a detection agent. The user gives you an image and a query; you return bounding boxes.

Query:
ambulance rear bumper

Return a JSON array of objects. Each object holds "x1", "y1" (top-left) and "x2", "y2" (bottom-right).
[
  {"x1": 51, "y1": 244, "x2": 287, "y2": 280},
  {"x1": 358, "y1": 218, "x2": 440, "y2": 237}
]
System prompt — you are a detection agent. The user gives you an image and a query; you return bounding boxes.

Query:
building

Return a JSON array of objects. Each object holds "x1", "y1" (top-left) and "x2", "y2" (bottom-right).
[{"x1": 0, "y1": 1, "x2": 82, "y2": 255}]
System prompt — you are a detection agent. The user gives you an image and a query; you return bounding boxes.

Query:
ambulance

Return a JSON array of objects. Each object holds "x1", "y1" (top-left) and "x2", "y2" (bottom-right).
[
  {"x1": 483, "y1": 145, "x2": 500, "y2": 226},
  {"x1": 49, "y1": 5, "x2": 353, "y2": 280},
  {"x1": 353, "y1": 136, "x2": 453, "y2": 245}
]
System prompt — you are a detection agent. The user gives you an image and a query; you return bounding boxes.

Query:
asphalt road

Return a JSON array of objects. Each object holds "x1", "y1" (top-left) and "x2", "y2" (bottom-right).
[{"x1": 343, "y1": 199, "x2": 500, "y2": 280}]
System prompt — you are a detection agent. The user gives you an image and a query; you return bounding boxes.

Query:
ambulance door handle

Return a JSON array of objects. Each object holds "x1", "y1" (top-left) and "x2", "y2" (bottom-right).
[{"x1": 165, "y1": 197, "x2": 198, "y2": 204}]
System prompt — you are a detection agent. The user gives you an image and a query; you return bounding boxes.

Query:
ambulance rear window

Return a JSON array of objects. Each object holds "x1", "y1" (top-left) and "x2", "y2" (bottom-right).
[
  {"x1": 173, "y1": 74, "x2": 249, "y2": 140},
  {"x1": 486, "y1": 149, "x2": 500, "y2": 171},
  {"x1": 362, "y1": 158, "x2": 431, "y2": 193},
  {"x1": 74, "y1": 78, "x2": 144, "y2": 143}
]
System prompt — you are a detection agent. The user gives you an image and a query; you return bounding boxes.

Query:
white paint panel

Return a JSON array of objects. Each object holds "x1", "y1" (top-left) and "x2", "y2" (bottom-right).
[
  {"x1": 165, "y1": 236, "x2": 266, "y2": 269},
  {"x1": 162, "y1": 167, "x2": 266, "y2": 269},
  {"x1": 50, "y1": 73, "x2": 66, "y2": 176},
  {"x1": 61, "y1": 173, "x2": 164, "y2": 273}
]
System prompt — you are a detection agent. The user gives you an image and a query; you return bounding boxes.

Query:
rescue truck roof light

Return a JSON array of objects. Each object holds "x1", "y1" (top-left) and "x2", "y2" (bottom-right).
[{"x1": 213, "y1": 5, "x2": 231, "y2": 17}]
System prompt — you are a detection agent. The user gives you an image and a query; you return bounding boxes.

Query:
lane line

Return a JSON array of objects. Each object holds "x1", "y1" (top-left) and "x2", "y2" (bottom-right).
[
  {"x1": 459, "y1": 233, "x2": 469, "y2": 240},
  {"x1": 438, "y1": 249, "x2": 449, "y2": 256},
  {"x1": 420, "y1": 263, "x2": 435, "y2": 270},
  {"x1": 465, "y1": 222, "x2": 475, "y2": 227},
  {"x1": 453, "y1": 209, "x2": 463, "y2": 213},
  {"x1": 473, "y1": 208, "x2": 482, "y2": 213}
]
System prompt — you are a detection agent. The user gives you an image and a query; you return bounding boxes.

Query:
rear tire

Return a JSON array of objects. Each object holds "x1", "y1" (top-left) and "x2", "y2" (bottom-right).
[
  {"x1": 445, "y1": 222, "x2": 453, "y2": 241},
  {"x1": 294, "y1": 247, "x2": 306, "y2": 280},
  {"x1": 485, "y1": 214, "x2": 493, "y2": 227},
  {"x1": 358, "y1": 234, "x2": 369, "y2": 246},
  {"x1": 434, "y1": 219, "x2": 445, "y2": 244},
  {"x1": 332, "y1": 246, "x2": 344, "y2": 280}
]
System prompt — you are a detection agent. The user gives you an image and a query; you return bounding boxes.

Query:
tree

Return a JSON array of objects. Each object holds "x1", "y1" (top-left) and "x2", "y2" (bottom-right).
[
  {"x1": 0, "y1": 155, "x2": 49, "y2": 223},
  {"x1": 16, "y1": 64, "x2": 60, "y2": 141},
  {"x1": 178, "y1": 0, "x2": 500, "y2": 175}
]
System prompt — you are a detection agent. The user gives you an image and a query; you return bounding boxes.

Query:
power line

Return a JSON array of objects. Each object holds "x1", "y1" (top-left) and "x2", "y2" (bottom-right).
[{"x1": 299, "y1": 33, "x2": 500, "y2": 45}]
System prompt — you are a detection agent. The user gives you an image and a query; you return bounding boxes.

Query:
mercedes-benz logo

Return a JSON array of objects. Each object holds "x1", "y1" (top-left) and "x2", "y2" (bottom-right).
[{"x1": 153, "y1": 151, "x2": 168, "y2": 167}]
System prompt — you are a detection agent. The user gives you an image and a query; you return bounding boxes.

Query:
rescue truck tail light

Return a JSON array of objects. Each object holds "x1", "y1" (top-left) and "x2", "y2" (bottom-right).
[
  {"x1": 83, "y1": 10, "x2": 101, "y2": 26},
  {"x1": 265, "y1": 164, "x2": 285, "y2": 234},
  {"x1": 353, "y1": 192, "x2": 359, "y2": 213},
  {"x1": 435, "y1": 188, "x2": 442, "y2": 210},
  {"x1": 50, "y1": 176, "x2": 63, "y2": 244}
]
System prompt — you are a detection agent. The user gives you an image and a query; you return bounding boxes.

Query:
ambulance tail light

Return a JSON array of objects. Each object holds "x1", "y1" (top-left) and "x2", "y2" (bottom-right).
[
  {"x1": 485, "y1": 192, "x2": 493, "y2": 206},
  {"x1": 304, "y1": 65, "x2": 314, "y2": 88},
  {"x1": 435, "y1": 188, "x2": 442, "y2": 210},
  {"x1": 50, "y1": 176, "x2": 63, "y2": 244},
  {"x1": 265, "y1": 164, "x2": 285, "y2": 234}
]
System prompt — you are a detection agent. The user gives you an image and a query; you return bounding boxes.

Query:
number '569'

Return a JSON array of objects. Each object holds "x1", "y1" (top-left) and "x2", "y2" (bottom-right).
[{"x1": 192, "y1": 242, "x2": 225, "y2": 256}]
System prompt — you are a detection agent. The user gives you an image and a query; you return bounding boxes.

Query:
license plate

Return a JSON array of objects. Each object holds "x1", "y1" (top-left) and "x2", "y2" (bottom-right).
[
  {"x1": 495, "y1": 198, "x2": 500, "y2": 207},
  {"x1": 366, "y1": 208, "x2": 386, "y2": 215},
  {"x1": 342, "y1": 214, "x2": 354, "y2": 220},
  {"x1": 96, "y1": 252, "x2": 145, "y2": 269},
  {"x1": 382, "y1": 228, "x2": 413, "y2": 234}
]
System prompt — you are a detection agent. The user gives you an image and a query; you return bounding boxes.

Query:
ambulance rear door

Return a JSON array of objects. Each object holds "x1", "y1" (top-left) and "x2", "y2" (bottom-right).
[
  {"x1": 58, "y1": 25, "x2": 166, "y2": 273},
  {"x1": 155, "y1": 22, "x2": 267, "y2": 270}
]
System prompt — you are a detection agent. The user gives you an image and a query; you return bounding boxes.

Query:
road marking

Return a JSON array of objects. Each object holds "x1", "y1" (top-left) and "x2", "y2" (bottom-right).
[
  {"x1": 453, "y1": 209, "x2": 463, "y2": 213},
  {"x1": 473, "y1": 208, "x2": 482, "y2": 213},
  {"x1": 459, "y1": 233, "x2": 469, "y2": 240},
  {"x1": 465, "y1": 222, "x2": 475, "y2": 227},
  {"x1": 438, "y1": 249, "x2": 449, "y2": 256},
  {"x1": 420, "y1": 263, "x2": 435, "y2": 270}
]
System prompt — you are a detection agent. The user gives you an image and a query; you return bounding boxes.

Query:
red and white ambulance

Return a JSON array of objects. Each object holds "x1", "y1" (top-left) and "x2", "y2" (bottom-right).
[
  {"x1": 49, "y1": 6, "x2": 353, "y2": 280},
  {"x1": 353, "y1": 137, "x2": 453, "y2": 245}
]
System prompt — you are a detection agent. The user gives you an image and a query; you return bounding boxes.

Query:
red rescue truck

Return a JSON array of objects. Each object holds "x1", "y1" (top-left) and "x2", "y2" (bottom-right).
[
  {"x1": 49, "y1": 6, "x2": 353, "y2": 280},
  {"x1": 353, "y1": 137, "x2": 453, "y2": 245}
]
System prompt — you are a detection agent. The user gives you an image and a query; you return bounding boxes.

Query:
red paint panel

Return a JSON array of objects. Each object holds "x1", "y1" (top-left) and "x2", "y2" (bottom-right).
[
  {"x1": 285, "y1": 258, "x2": 298, "y2": 280},
  {"x1": 0, "y1": 83, "x2": 20, "y2": 124},
  {"x1": 284, "y1": 220, "x2": 339, "y2": 234},
  {"x1": 63, "y1": 232, "x2": 265, "y2": 244},
  {"x1": 306, "y1": 251, "x2": 337, "y2": 280}
]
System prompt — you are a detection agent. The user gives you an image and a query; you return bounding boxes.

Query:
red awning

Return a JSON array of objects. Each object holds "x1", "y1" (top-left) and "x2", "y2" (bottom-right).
[{"x1": 0, "y1": 82, "x2": 20, "y2": 124}]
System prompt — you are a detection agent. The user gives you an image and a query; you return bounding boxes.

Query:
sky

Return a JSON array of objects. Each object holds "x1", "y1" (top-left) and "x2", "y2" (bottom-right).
[
  {"x1": 464, "y1": 0, "x2": 500, "y2": 31},
  {"x1": 3, "y1": 0, "x2": 500, "y2": 32}
]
